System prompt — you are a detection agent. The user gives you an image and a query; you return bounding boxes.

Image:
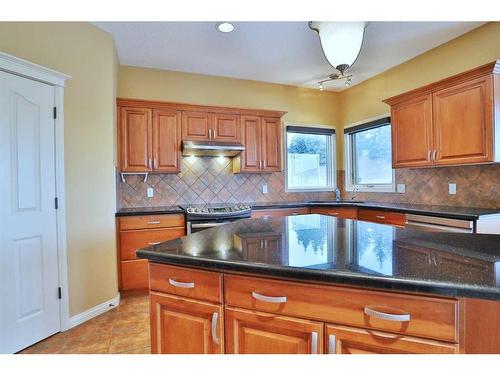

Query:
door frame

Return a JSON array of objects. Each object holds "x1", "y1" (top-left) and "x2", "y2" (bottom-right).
[{"x1": 0, "y1": 52, "x2": 72, "y2": 331}]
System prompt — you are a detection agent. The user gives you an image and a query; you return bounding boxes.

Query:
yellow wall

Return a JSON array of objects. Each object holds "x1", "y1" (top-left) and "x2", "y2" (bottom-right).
[
  {"x1": 0, "y1": 22, "x2": 118, "y2": 316},
  {"x1": 338, "y1": 22, "x2": 500, "y2": 167},
  {"x1": 118, "y1": 66, "x2": 343, "y2": 163}
]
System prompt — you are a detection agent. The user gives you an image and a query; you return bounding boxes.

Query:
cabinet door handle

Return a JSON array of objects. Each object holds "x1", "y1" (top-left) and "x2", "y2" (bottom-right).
[
  {"x1": 168, "y1": 278, "x2": 195, "y2": 289},
  {"x1": 252, "y1": 291, "x2": 287, "y2": 304},
  {"x1": 262, "y1": 215, "x2": 270, "y2": 219},
  {"x1": 259, "y1": 160, "x2": 263, "y2": 169},
  {"x1": 364, "y1": 307, "x2": 410, "y2": 322},
  {"x1": 147, "y1": 242, "x2": 161, "y2": 245},
  {"x1": 311, "y1": 331, "x2": 318, "y2": 354},
  {"x1": 330, "y1": 213, "x2": 339, "y2": 216},
  {"x1": 263, "y1": 160, "x2": 267, "y2": 169},
  {"x1": 433, "y1": 149, "x2": 437, "y2": 162},
  {"x1": 147, "y1": 220, "x2": 161, "y2": 225},
  {"x1": 375, "y1": 215, "x2": 386, "y2": 219},
  {"x1": 148, "y1": 158, "x2": 152, "y2": 169},
  {"x1": 153, "y1": 158, "x2": 157, "y2": 169},
  {"x1": 328, "y1": 334, "x2": 336, "y2": 354},
  {"x1": 213, "y1": 129, "x2": 216, "y2": 139},
  {"x1": 211, "y1": 312, "x2": 220, "y2": 345},
  {"x1": 428, "y1": 150, "x2": 432, "y2": 161}
]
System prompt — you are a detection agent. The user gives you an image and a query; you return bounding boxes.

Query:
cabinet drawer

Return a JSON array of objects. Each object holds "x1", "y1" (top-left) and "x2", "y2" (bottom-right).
[
  {"x1": 358, "y1": 209, "x2": 407, "y2": 226},
  {"x1": 150, "y1": 263, "x2": 222, "y2": 304},
  {"x1": 224, "y1": 274, "x2": 458, "y2": 343},
  {"x1": 326, "y1": 324, "x2": 458, "y2": 354},
  {"x1": 119, "y1": 228, "x2": 185, "y2": 260},
  {"x1": 121, "y1": 259, "x2": 149, "y2": 290},
  {"x1": 251, "y1": 207, "x2": 310, "y2": 219},
  {"x1": 310, "y1": 206, "x2": 358, "y2": 219},
  {"x1": 119, "y1": 214, "x2": 185, "y2": 230}
]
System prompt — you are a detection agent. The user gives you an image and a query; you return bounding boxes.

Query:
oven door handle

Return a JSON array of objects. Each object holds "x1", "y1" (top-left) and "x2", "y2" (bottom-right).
[{"x1": 190, "y1": 222, "x2": 231, "y2": 228}]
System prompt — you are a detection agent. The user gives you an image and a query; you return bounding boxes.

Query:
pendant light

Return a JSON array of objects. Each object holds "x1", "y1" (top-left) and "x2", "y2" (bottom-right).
[{"x1": 309, "y1": 22, "x2": 366, "y2": 75}]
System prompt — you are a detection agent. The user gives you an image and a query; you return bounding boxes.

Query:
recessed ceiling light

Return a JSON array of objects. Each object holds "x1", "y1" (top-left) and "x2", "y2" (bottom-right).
[{"x1": 217, "y1": 22, "x2": 234, "y2": 33}]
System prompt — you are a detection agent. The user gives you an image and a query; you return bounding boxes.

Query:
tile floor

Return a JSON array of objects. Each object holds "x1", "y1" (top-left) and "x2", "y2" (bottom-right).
[{"x1": 19, "y1": 291, "x2": 151, "y2": 354}]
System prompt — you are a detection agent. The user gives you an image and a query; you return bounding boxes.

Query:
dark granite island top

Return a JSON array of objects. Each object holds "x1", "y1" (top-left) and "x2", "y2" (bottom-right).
[{"x1": 137, "y1": 214, "x2": 500, "y2": 301}]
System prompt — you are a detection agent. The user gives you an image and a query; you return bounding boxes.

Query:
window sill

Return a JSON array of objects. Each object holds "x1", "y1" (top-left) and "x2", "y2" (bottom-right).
[
  {"x1": 285, "y1": 187, "x2": 337, "y2": 193},
  {"x1": 345, "y1": 185, "x2": 395, "y2": 193}
]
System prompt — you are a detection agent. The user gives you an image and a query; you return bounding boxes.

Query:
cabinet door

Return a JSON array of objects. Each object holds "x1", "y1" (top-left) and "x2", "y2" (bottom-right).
[
  {"x1": 391, "y1": 94, "x2": 433, "y2": 168},
  {"x1": 153, "y1": 109, "x2": 181, "y2": 172},
  {"x1": 225, "y1": 307, "x2": 323, "y2": 354},
  {"x1": 433, "y1": 76, "x2": 493, "y2": 165},
  {"x1": 326, "y1": 324, "x2": 457, "y2": 354},
  {"x1": 121, "y1": 259, "x2": 149, "y2": 290},
  {"x1": 119, "y1": 107, "x2": 153, "y2": 172},
  {"x1": 238, "y1": 116, "x2": 262, "y2": 172},
  {"x1": 211, "y1": 113, "x2": 241, "y2": 142},
  {"x1": 261, "y1": 117, "x2": 281, "y2": 172},
  {"x1": 150, "y1": 292, "x2": 223, "y2": 354},
  {"x1": 182, "y1": 111, "x2": 210, "y2": 141}
]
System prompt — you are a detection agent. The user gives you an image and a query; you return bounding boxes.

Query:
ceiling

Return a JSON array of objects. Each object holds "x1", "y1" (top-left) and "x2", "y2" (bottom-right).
[{"x1": 94, "y1": 21, "x2": 485, "y2": 91}]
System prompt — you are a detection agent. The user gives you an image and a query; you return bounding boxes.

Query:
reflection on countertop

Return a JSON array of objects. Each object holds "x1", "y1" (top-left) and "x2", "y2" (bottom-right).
[{"x1": 137, "y1": 214, "x2": 500, "y2": 300}]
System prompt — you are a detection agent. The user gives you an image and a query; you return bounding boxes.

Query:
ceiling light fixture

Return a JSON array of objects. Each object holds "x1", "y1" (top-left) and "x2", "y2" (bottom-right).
[
  {"x1": 309, "y1": 21, "x2": 366, "y2": 75},
  {"x1": 217, "y1": 22, "x2": 235, "y2": 33},
  {"x1": 317, "y1": 73, "x2": 352, "y2": 91}
]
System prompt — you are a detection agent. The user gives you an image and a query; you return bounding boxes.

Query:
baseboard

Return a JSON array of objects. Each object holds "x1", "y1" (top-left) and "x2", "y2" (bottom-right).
[{"x1": 67, "y1": 293, "x2": 120, "y2": 330}]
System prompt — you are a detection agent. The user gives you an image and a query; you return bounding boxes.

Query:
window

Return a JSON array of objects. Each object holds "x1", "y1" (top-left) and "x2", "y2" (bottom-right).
[
  {"x1": 345, "y1": 117, "x2": 395, "y2": 192},
  {"x1": 285, "y1": 125, "x2": 336, "y2": 191}
]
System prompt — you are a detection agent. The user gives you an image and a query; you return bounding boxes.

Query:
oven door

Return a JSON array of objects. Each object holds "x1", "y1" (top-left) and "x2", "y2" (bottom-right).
[{"x1": 187, "y1": 221, "x2": 232, "y2": 234}]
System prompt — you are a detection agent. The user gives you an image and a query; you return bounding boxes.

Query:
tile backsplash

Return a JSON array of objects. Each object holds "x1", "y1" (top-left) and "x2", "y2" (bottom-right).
[
  {"x1": 117, "y1": 156, "x2": 335, "y2": 208},
  {"x1": 340, "y1": 164, "x2": 500, "y2": 209},
  {"x1": 118, "y1": 157, "x2": 500, "y2": 209}
]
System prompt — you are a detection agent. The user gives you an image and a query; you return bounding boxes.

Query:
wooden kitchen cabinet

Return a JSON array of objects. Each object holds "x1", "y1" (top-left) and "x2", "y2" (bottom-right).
[
  {"x1": 150, "y1": 292, "x2": 223, "y2": 354},
  {"x1": 153, "y1": 109, "x2": 182, "y2": 172},
  {"x1": 225, "y1": 307, "x2": 324, "y2": 354},
  {"x1": 211, "y1": 113, "x2": 241, "y2": 142},
  {"x1": 325, "y1": 324, "x2": 458, "y2": 354},
  {"x1": 119, "y1": 107, "x2": 153, "y2": 172},
  {"x1": 358, "y1": 208, "x2": 407, "y2": 226},
  {"x1": 182, "y1": 111, "x2": 241, "y2": 143},
  {"x1": 182, "y1": 111, "x2": 211, "y2": 141},
  {"x1": 118, "y1": 103, "x2": 181, "y2": 173},
  {"x1": 251, "y1": 207, "x2": 311, "y2": 218},
  {"x1": 384, "y1": 61, "x2": 500, "y2": 168},
  {"x1": 310, "y1": 206, "x2": 358, "y2": 219},
  {"x1": 117, "y1": 214, "x2": 185, "y2": 291},
  {"x1": 233, "y1": 115, "x2": 282, "y2": 173}
]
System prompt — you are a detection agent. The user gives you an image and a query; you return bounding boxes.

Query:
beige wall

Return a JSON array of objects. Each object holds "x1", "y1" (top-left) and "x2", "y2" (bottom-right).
[
  {"x1": 0, "y1": 22, "x2": 118, "y2": 316},
  {"x1": 118, "y1": 66, "x2": 343, "y2": 164},
  {"x1": 338, "y1": 22, "x2": 500, "y2": 168}
]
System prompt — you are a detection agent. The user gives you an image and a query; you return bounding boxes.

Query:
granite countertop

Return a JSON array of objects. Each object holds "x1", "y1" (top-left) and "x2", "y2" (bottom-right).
[
  {"x1": 117, "y1": 200, "x2": 500, "y2": 220},
  {"x1": 115, "y1": 206, "x2": 184, "y2": 216},
  {"x1": 137, "y1": 214, "x2": 500, "y2": 301}
]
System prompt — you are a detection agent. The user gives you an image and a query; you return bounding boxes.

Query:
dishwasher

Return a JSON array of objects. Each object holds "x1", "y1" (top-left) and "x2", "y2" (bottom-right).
[{"x1": 405, "y1": 214, "x2": 474, "y2": 233}]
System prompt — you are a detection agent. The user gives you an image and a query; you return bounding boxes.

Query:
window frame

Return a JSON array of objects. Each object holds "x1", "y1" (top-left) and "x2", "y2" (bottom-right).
[
  {"x1": 284, "y1": 124, "x2": 337, "y2": 193},
  {"x1": 344, "y1": 115, "x2": 395, "y2": 193}
]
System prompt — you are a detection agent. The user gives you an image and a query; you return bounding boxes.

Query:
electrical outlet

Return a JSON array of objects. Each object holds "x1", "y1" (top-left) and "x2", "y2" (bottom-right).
[
  {"x1": 397, "y1": 184, "x2": 406, "y2": 193},
  {"x1": 147, "y1": 187, "x2": 154, "y2": 198},
  {"x1": 449, "y1": 183, "x2": 457, "y2": 195},
  {"x1": 262, "y1": 184, "x2": 268, "y2": 194}
]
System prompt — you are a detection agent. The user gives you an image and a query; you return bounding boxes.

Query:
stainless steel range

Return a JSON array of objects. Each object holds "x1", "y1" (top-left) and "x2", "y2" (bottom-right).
[{"x1": 185, "y1": 204, "x2": 251, "y2": 234}]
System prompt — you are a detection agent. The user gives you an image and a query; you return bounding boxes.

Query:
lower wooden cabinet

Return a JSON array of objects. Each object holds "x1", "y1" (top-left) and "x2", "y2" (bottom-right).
[
  {"x1": 150, "y1": 292, "x2": 223, "y2": 354},
  {"x1": 326, "y1": 324, "x2": 458, "y2": 354},
  {"x1": 358, "y1": 208, "x2": 407, "y2": 226},
  {"x1": 310, "y1": 206, "x2": 358, "y2": 219},
  {"x1": 251, "y1": 207, "x2": 310, "y2": 219},
  {"x1": 225, "y1": 307, "x2": 324, "y2": 354}
]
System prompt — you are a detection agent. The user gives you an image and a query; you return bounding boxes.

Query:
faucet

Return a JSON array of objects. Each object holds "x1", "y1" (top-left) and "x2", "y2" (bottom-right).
[{"x1": 335, "y1": 188, "x2": 341, "y2": 201}]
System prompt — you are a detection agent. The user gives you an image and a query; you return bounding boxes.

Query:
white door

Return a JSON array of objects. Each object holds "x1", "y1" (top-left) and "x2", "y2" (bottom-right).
[{"x1": 0, "y1": 71, "x2": 61, "y2": 353}]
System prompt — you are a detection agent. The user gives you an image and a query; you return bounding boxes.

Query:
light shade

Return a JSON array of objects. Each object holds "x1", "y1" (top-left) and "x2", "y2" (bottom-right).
[{"x1": 310, "y1": 22, "x2": 366, "y2": 74}]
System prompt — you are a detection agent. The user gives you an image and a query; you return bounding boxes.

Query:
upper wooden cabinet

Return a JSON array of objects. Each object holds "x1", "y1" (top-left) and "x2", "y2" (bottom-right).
[
  {"x1": 117, "y1": 98, "x2": 285, "y2": 173},
  {"x1": 384, "y1": 61, "x2": 500, "y2": 168},
  {"x1": 119, "y1": 107, "x2": 153, "y2": 172},
  {"x1": 233, "y1": 115, "x2": 282, "y2": 173}
]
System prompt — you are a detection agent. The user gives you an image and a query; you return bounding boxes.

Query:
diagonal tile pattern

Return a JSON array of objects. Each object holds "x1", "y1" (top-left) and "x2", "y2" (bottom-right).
[
  {"x1": 19, "y1": 291, "x2": 151, "y2": 354},
  {"x1": 118, "y1": 156, "x2": 335, "y2": 208}
]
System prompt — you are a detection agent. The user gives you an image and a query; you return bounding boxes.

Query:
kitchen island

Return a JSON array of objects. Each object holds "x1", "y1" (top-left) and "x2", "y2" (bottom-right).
[{"x1": 137, "y1": 214, "x2": 500, "y2": 354}]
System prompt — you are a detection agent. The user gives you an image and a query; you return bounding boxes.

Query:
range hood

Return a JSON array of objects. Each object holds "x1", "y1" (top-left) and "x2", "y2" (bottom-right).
[{"x1": 182, "y1": 140, "x2": 245, "y2": 157}]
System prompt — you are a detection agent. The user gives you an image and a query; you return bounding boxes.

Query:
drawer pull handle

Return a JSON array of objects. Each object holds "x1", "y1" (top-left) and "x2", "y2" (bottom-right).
[
  {"x1": 148, "y1": 242, "x2": 161, "y2": 245},
  {"x1": 252, "y1": 291, "x2": 287, "y2": 304},
  {"x1": 211, "y1": 312, "x2": 220, "y2": 345},
  {"x1": 262, "y1": 215, "x2": 270, "y2": 219},
  {"x1": 375, "y1": 215, "x2": 386, "y2": 219},
  {"x1": 168, "y1": 278, "x2": 195, "y2": 289},
  {"x1": 328, "y1": 334, "x2": 336, "y2": 354},
  {"x1": 330, "y1": 213, "x2": 339, "y2": 216},
  {"x1": 364, "y1": 307, "x2": 410, "y2": 322},
  {"x1": 311, "y1": 331, "x2": 318, "y2": 354},
  {"x1": 147, "y1": 221, "x2": 161, "y2": 225}
]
